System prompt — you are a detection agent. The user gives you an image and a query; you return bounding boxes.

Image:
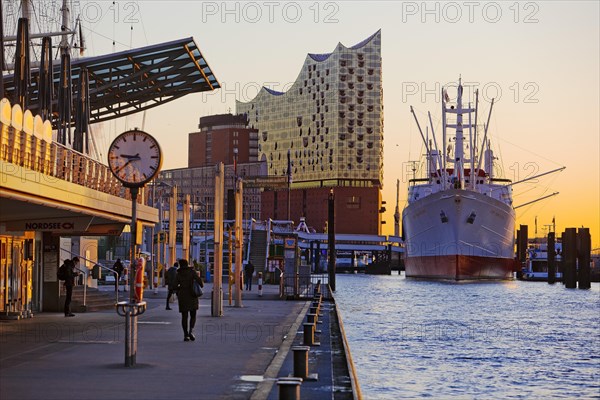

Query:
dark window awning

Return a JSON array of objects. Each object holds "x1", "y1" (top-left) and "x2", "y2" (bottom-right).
[{"x1": 3, "y1": 37, "x2": 220, "y2": 126}]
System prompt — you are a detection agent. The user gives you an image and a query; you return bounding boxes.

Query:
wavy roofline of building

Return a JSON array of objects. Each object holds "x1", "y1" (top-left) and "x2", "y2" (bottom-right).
[{"x1": 236, "y1": 29, "x2": 381, "y2": 105}]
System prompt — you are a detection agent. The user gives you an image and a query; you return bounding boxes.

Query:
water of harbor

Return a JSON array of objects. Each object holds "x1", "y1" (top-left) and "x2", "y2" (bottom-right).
[{"x1": 334, "y1": 273, "x2": 600, "y2": 399}]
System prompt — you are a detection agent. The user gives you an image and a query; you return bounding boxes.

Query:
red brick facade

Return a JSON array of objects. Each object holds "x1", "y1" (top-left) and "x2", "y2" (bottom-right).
[{"x1": 261, "y1": 186, "x2": 382, "y2": 234}]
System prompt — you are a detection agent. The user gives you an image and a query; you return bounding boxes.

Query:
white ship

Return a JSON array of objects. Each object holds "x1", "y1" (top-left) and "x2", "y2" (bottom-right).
[
  {"x1": 522, "y1": 238, "x2": 563, "y2": 281},
  {"x1": 402, "y1": 79, "x2": 517, "y2": 280}
]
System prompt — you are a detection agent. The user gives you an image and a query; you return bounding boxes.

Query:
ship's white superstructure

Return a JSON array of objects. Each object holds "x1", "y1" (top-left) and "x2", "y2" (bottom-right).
[{"x1": 402, "y1": 79, "x2": 517, "y2": 280}]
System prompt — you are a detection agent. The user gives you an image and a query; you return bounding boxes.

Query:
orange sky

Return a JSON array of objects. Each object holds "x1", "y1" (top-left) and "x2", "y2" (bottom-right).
[{"x1": 50, "y1": 1, "x2": 598, "y2": 246}]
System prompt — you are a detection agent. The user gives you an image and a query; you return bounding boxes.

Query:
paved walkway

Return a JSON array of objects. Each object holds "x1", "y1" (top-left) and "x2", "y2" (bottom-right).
[{"x1": 0, "y1": 284, "x2": 308, "y2": 400}]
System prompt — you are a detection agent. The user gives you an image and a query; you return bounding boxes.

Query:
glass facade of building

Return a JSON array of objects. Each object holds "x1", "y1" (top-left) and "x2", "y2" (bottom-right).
[{"x1": 236, "y1": 30, "x2": 383, "y2": 190}]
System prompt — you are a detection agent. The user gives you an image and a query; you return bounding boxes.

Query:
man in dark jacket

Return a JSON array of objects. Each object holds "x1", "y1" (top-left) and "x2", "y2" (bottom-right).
[
  {"x1": 63, "y1": 259, "x2": 78, "y2": 317},
  {"x1": 165, "y1": 262, "x2": 178, "y2": 310},
  {"x1": 244, "y1": 261, "x2": 255, "y2": 291},
  {"x1": 113, "y1": 259, "x2": 124, "y2": 292}
]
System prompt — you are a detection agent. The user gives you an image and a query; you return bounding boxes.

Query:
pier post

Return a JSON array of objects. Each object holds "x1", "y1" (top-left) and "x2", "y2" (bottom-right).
[
  {"x1": 562, "y1": 228, "x2": 577, "y2": 289},
  {"x1": 547, "y1": 232, "x2": 556, "y2": 284},
  {"x1": 577, "y1": 228, "x2": 591, "y2": 289},
  {"x1": 292, "y1": 346, "x2": 310, "y2": 379},
  {"x1": 328, "y1": 190, "x2": 336, "y2": 292},
  {"x1": 516, "y1": 225, "x2": 527, "y2": 279},
  {"x1": 277, "y1": 377, "x2": 302, "y2": 400},
  {"x1": 303, "y1": 322, "x2": 319, "y2": 346}
]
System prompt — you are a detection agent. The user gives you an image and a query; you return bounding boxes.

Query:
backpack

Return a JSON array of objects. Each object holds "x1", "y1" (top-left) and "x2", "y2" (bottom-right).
[{"x1": 57, "y1": 263, "x2": 67, "y2": 280}]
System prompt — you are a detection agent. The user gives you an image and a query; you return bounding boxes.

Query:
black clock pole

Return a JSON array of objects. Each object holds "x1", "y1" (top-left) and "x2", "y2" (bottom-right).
[
  {"x1": 115, "y1": 185, "x2": 146, "y2": 368},
  {"x1": 129, "y1": 186, "x2": 138, "y2": 300}
]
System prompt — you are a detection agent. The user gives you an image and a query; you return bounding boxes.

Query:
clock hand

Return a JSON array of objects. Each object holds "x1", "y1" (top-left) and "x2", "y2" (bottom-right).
[
  {"x1": 120, "y1": 153, "x2": 141, "y2": 160},
  {"x1": 115, "y1": 160, "x2": 134, "y2": 173}
]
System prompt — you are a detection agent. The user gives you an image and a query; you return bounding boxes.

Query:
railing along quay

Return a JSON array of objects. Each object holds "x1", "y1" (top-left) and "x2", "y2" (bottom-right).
[{"x1": 0, "y1": 98, "x2": 138, "y2": 201}]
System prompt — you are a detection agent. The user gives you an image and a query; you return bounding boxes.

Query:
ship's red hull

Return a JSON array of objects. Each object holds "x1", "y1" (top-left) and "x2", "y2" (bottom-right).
[{"x1": 405, "y1": 255, "x2": 518, "y2": 280}]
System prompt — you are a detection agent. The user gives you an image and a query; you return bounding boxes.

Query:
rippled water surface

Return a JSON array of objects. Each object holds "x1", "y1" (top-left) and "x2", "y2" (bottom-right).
[{"x1": 334, "y1": 274, "x2": 600, "y2": 399}]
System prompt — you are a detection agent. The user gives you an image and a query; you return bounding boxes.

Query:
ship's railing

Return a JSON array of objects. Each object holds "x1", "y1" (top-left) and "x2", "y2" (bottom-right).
[{"x1": 0, "y1": 98, "x2": 140, "y2": 202}]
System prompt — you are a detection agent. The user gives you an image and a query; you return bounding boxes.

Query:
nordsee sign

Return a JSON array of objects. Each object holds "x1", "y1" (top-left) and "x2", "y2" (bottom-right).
[
  {"x1": 5, "y1": 217, "x2": 93, "y2": 232},
  {"x1": 25, "y1": 222, "x2": 75, "y2": 230}
]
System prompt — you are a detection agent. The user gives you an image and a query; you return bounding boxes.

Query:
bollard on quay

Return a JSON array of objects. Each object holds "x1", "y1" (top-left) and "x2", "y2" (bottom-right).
[
  {"x1": 277, "y1": 377, "x2": 302, "y2": 400},
  {"x1": 310, "y1": 304, "x2": 320, "y2": 316},
  {"x1": 292, "y1": 346, "x2": 310, "y2": 379},
  {"x1": 303, "y1": 322, "x2": 320, "y2": 346},
  {"x1": 312, "y1": 299, "x2": 321, "y2": 311}
]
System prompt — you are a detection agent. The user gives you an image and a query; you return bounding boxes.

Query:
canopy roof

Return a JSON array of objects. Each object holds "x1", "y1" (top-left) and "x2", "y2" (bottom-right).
[{"x1": 3, "y1": 37, "x2": 220, "y2": 126}]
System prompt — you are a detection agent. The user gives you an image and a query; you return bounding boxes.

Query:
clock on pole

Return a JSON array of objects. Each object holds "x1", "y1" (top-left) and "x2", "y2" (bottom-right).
[
  {"x1": 108, "y1": 129, "x2": 162, "y2": 367},
  {"x1": 108, "y1": 129, "x2": 162, "y2": 187}
]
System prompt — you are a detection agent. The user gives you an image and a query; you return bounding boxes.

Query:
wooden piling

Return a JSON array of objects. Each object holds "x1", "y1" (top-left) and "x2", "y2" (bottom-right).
[
  {"x1": 516, "y1": 228, "x2": 523, "y2": 280},
  {"x1": 577, "y1": 228, "x2": 591, "y2": 290},
  {"x1": 562, "y1": 228, "x2": 577, "y2": 289},
  {"x1": 516, "y1": 225, "x2": 528, "y2": 280},
  {"x1": 547, "y1": 232, "x2": 556, "y2": 284}
]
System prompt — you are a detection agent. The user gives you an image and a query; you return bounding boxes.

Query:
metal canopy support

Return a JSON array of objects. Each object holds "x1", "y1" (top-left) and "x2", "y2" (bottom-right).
[
  {"x1": 57, "y1": 51, "x2": 72, "y2": 145},
  {"x1": 73, "y1": 67, "x2": 90, "y2": 153},
  {"x1": 14, "y1": 18, "x2": 30, "y2": 109},
  {"x1": 3, "y1": 37, "x2": 220, "y2": 128},
  {"x1": 38, "y1": 37, "x2": 54, "y2": 121}
]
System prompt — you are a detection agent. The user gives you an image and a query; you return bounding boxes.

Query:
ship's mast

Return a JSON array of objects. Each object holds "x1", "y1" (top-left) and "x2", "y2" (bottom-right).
[
  {"x1": 472, "y1": 90, "x2": 479, "y2": 189},
  {"x1": 60, "y1": 0, "x2": 71, "y2": 53},
  {"x1": 455, "y1": 79, "x2": 465, "y2": 166},
  {"x1": 441, "y1": 87, "x2": 448, "y2": 188}
]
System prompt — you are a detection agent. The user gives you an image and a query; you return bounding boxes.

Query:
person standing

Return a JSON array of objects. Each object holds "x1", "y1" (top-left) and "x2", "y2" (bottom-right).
[
  {"x1": 165, "y1": 262, "x2": 179, "y2": 310},
  {"x1": 63, "y1": 259, "x2": 78, "y2": 317},
  {"x1": 176, "y1": 259, "x2": 203, "y2": 341},
  {"x1": 113, "y1": 258, "x2": 124, "y2": 292},
  {"x1": 244, "y1": 261, "x2": 255, "y2": 291}
]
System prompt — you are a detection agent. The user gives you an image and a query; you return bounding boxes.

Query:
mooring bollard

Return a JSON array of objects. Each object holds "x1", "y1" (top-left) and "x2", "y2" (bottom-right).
[
  {"x1": 313, "y1": 280, "x2": 321, "y2": 295},
  {"x1": 292, "y1": 346, "x2": 310, "y2": 378},
  {"x1": 310, "y1": 305, "x2": 319, "y2": 317},
  {"x1": 303, "y1": 322, "x2": 317, "y2": 346},
  {"x1": 277, "y1": 377, "x2": 302, "y2": 400},
  {"x1": 312, "y1": 299, "x2": 321, "y2": 312}
]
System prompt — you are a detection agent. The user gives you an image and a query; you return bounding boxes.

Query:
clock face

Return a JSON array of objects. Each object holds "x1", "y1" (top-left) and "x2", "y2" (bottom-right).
[{"x1": 107, "y1": 130, "x2": 162, "y2": 186}]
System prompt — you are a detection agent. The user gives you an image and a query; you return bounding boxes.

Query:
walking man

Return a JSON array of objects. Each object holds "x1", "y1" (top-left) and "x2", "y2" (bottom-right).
[
  {"x1": 63, "y1": 259, "x2": 78, "y2": 317},
  {"x1": 166, "y1": 262, "x2": 179, "y2": 310},
  {"x1": 113, "y1": 258, "x2": 124, "y2": 292}
]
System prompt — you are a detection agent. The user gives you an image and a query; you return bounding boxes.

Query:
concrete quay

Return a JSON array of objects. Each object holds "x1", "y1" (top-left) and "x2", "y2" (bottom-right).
[{"x1": 0, "y1": 284, "x2": 358, "y2": 400}]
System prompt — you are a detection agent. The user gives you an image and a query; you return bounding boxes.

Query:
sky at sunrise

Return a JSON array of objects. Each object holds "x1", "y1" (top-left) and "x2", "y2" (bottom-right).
[{"x1": 6, "y1": 1, "x2": 598, "y2": 246}]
